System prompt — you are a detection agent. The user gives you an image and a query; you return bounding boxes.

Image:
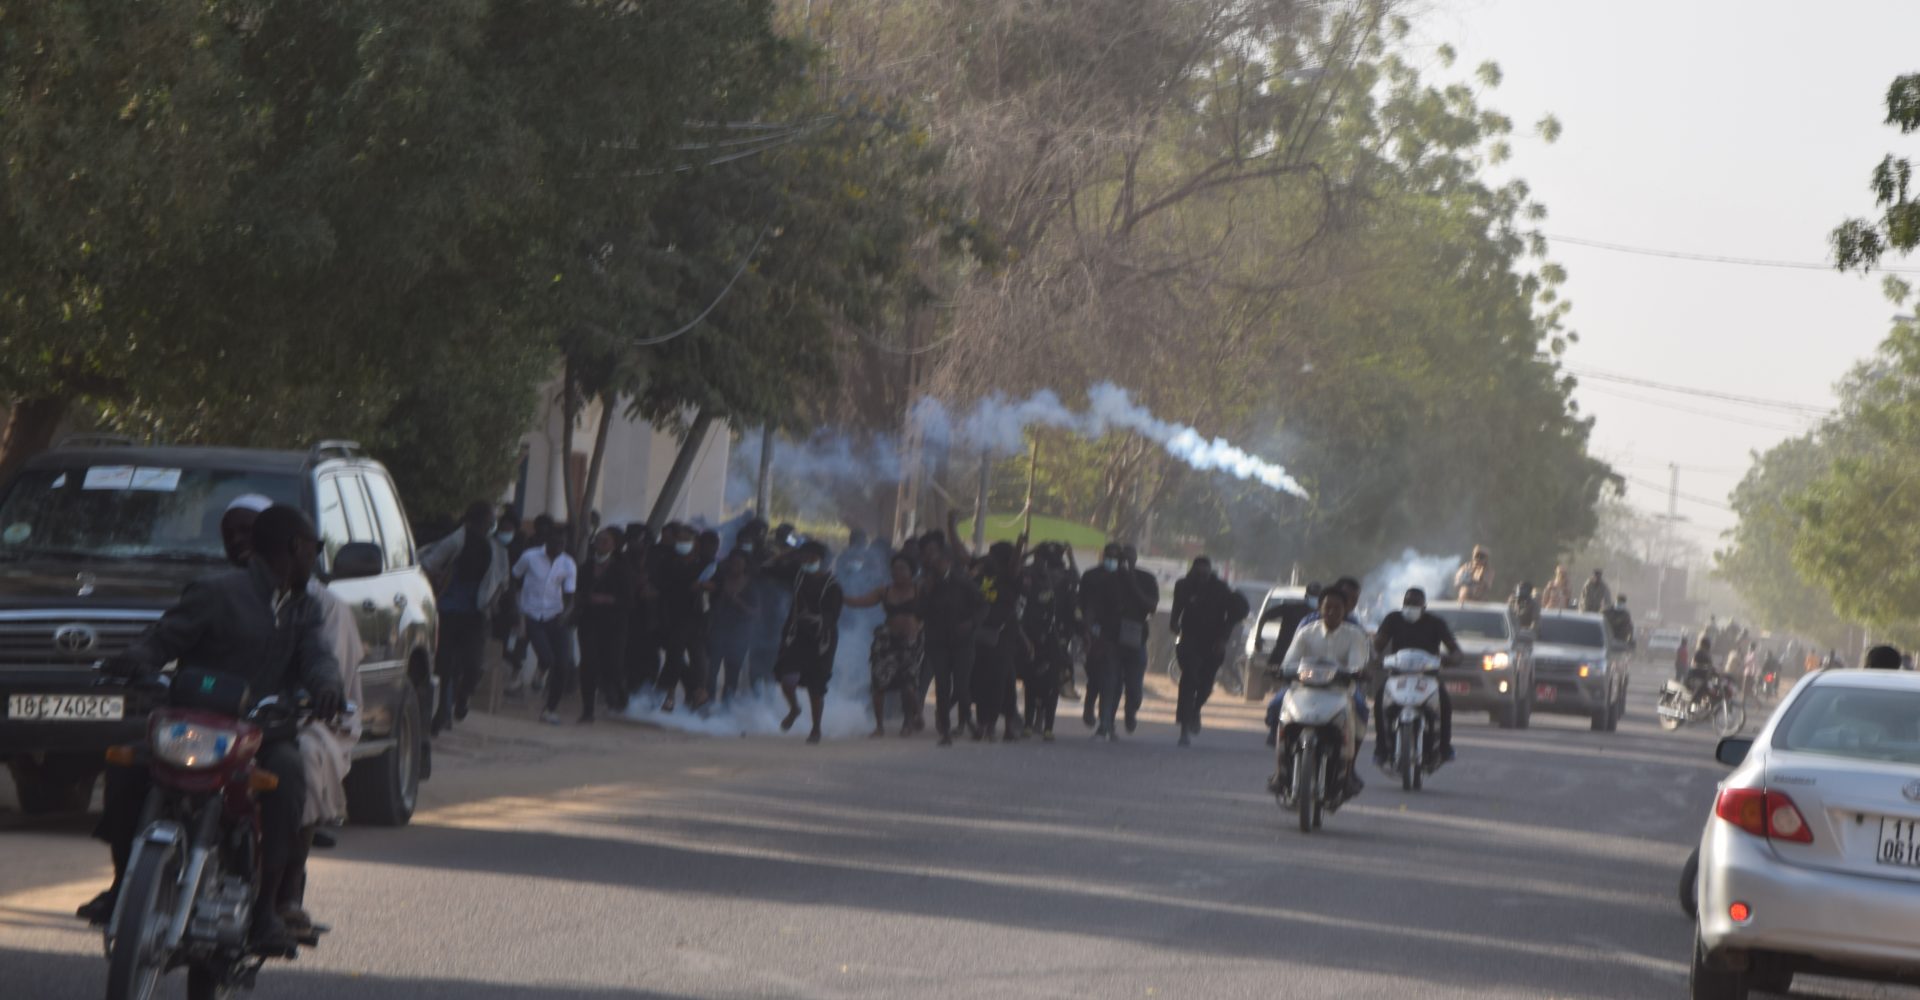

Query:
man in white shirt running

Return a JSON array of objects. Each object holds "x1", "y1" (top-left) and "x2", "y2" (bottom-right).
[
  {"x1": 1268, "y1": 586, "x2": 1371, "y2": 798},
  {"x1": 513, "y1": 525, "x2": 578, "y2": 724}
]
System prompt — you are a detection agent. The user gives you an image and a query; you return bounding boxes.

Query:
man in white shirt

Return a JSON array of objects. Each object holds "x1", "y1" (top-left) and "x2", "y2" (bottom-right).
[
  {"x1": 1269, "y1": 586, "x2": 1371, "y2": 798},
  {"x1": 513, "y1": 526, "x2": 578, "y2": 724}
]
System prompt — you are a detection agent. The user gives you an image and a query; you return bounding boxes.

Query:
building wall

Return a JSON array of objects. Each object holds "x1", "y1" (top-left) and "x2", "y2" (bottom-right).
[{"x1": 514, "y1": 387, "x2": 730, "y2": 530}]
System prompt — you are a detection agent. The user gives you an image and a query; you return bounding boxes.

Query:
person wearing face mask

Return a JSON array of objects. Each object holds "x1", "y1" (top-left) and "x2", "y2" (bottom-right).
[
  {"x1": 1170, "y1": 557, "x2": 1250, "y2": 746},
  {"x1": 918, "y1": 531, "x2": 984, "y2": 745},
  {"x1": 420, "y1": 502, "x2": 512, "y2": 732},
  {"x1": 1078, "y1": 542, "x2": 1160, "y2": 741},
  {"x1": 1370, "y1": 588, "x2": 1462, "y2": 767},
  {"x1": 767, "y1": 541, "x2": 843, "y2": 743},
  {"x1": 575, "y1": 527, "x2": 635, "y2": 722}
]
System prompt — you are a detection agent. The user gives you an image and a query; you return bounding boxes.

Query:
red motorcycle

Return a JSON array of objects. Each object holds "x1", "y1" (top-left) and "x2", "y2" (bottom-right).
[{"x1": 100, "y1": 671, "x2": 322, "y2": 1000}]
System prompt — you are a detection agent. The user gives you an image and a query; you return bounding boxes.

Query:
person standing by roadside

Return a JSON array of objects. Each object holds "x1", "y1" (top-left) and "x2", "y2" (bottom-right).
[
  {"x1": 1540, "y1": 565, "x2": 1572, "y2": 611},
  {"x1": 1170, "y1": 557, "x2": 1250, "y2": 746},
  {"x1": 575, "y1": 526, "x2": 634, "y2": 722},
  {"x1": 845, "y1": 553, "x2": 926, "y2": 737},
  {"x1": 514, "y1": 524, "x2": 578, "y2": 725},
  {"x1": 919, "y1": 532, "x2": 983, "y2": 746},
  {"x1": 769, "y1": 541, "x2": 842, "y2": 743},
  {"x1": 704, "y1": 551, "x2": 759, "y2": 705},
  {"x1": 420, "y1": 502, "x2": 511, "y2": 733}
]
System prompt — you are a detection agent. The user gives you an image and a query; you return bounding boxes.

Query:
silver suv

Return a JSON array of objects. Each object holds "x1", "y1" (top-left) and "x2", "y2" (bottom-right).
[{"x1": 1530, "y1": 610, "x2": 1631, "y2": 732}]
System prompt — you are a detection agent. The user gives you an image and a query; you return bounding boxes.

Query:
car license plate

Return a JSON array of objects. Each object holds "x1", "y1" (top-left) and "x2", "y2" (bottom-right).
[
  {"x1": 1535, "y1": 684, "x2": 1558, "y2": 703},
  {"x1": 7, "y1": 694, "x2": 125, "y2": 722},
  {"x1": 1445, "y1": 681, "x2": 1470, "y2": 695},
  {"x1": 1877, "y1": 818, "x2": 1920, "y2": 869}
]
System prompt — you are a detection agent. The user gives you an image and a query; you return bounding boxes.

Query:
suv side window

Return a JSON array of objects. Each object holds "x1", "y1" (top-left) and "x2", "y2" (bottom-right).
[
  {"x1": 315, "y1": 478, "x2": 351, "y2": 565},
  {"x1": 334, "y1": 474, "x2": 380, "y2": 549},
  {"x1": 361, "y1": 473, "x2": 414, "y2": 570}
]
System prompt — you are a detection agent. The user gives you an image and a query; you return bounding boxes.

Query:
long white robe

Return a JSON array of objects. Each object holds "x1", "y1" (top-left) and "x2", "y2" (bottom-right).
[{"x1": 299, "y1": 581, "x2": 365, "y2": 828}]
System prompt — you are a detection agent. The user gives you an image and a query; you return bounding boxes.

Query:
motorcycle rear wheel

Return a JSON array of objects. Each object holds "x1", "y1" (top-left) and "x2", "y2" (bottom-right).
[
  {"x1": 105, "y1": 837, "x2": 181, "y2": 1000},
  {"x1": 1713, "y1": 698, "x2": 1746, "y2": 737}
]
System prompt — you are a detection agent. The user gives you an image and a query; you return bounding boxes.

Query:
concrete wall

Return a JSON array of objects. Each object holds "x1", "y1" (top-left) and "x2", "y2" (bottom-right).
[{"x1": 515, "y1": 384, "x2": 729, "y2": 529}]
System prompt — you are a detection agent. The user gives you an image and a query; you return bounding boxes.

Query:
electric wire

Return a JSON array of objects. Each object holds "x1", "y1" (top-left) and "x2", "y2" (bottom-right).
[
  {"x1": 1565, "y1": 365, "x2": 1834, "y2": 416},
  {"x1": 1543, "y1": 233, "x2": 1920, "y2": 276}
]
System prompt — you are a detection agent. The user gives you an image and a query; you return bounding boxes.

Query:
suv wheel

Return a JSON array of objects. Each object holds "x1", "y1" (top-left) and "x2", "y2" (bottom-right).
[
  {"x1": 345, "y1": 679, "x2": 422, "y2": 826},
  {"x1": 1516, "y1": 689, "x2": 1533, "y2": 729},
  {"x1": 1494, "y1": 700, "x2": 1518, "y2": 729},
  {"x1": 8, "y1": 754, "x2": 100, "y2": 815}
]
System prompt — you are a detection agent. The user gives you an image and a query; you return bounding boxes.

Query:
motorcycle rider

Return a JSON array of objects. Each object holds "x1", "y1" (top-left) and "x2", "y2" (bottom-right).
[
  {"x1": 1683, "y1": 635, "x2": 1720, "y2": 701},
  {"x1": 1370, "y1": 588, "x2": 1462, "y2": 767},
  {"x1": 1267, "y1": 586, "x2": 1370, "y2": 798},
  {"x1": 81, "y1": 506, "x2": 343, "y2": 954}
]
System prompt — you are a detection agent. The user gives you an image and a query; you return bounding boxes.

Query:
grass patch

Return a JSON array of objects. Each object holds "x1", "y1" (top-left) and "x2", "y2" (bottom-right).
[{"x1": 956, "y1": 513, "x2": 1106, "y2": 550}]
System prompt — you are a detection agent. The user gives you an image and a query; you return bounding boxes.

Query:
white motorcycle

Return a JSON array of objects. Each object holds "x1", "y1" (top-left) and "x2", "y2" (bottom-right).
[
  {"x1": 1272, "y1": 657, "x2": 1360, "y2": 833},
  {"x1": 1381, "y1": 649, "x2": 1447, "y2": 791}
]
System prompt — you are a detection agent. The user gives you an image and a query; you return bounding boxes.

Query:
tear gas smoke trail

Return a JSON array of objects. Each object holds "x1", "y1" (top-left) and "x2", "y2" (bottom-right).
[
  {"x1": 914, "y1": 382, "x2": 1308, "y2": 499},
  {"x1": 1364, "y1": 549, "x2": 1465, "y2": 606}
]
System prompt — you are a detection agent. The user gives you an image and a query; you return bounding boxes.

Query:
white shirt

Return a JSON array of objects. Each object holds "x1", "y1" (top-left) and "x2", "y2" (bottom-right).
[
  {"x1": 1278, "y1": 618, "x2": 1371, "y2": 676},
  {"x1": 513, "y1": 548, "x2": 577, "y2": 622}
]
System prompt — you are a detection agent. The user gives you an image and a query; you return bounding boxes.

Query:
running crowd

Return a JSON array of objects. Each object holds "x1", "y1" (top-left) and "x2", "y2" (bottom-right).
[{"x1": 421, "y1": 507, "x2": 1258, "y2": 747}]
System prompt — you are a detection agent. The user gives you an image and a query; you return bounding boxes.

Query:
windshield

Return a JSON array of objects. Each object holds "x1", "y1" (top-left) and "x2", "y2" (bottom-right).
[
  {"x1": 1432, "y1": 608, "x2": 1510, "y2": 642},
  {"x1": 1775, "y1": 687, "x2": 1920, "y2": 765},
  {"x1": 0, "y1": 465, "x2": 305, "y2": 564},
  {"x1": 1537, "y1": 618, "x2": 1607, "y2": 647}
]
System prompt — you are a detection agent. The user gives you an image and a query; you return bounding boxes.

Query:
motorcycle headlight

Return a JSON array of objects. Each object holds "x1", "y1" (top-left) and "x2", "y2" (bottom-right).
[
  {"x1": 1482, "y1": 652, "x2": 1511, "y2": 671},
  {"x1": 152, "y1": 717, "x2": 239, "y2": 770}
]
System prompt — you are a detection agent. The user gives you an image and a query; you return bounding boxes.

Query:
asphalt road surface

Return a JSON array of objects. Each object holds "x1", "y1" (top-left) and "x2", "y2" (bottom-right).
[{"x1": 3, "y1": 659, "x2": 1914, "y2": 999}]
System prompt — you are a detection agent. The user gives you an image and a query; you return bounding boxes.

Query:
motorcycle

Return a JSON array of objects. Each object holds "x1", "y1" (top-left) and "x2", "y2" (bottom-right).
[
  {"x1": 1757, "y1": 669, "x2": 1781, "y2": 701},
  {"x1": 1381, "y1": 649, "x2": 1446, "y2": 792},
  {"x1": 1272, "y1": 657, "x2": 1360, "y2": 833},
  {"x1": 100, "y1": 671, "x2": 323, "y2": 1000},
  {"x1": 1655, "y1": 673, "x2": 1745, "y2": 735}
]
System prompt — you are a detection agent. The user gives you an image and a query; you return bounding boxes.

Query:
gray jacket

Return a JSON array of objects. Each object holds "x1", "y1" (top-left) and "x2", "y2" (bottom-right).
[
  {"x1": 125, "y1": 559, "x2": 342, "y2": 704},
  {"x1": 419, "y1": 529, "x2": 511, "y2": 613}
]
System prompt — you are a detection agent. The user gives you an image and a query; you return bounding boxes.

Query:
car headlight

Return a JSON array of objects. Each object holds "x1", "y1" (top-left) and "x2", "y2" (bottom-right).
[
  {"x1": 152, "y1": 716, "x2": 238, "y2": 770},
  {"x1": 1482, "y1": 652, "x2": 1511, "y2": 671}
]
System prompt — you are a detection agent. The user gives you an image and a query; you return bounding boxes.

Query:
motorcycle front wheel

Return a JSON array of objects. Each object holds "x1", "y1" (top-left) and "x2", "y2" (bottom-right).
[
  {"x1": 1713, "y1": 698, "x2": 1747, "y2": 737},
  {"x1": 1293, "y1": 742, "x2": 1315, "y2": 834},
  {"x1": 1396, "y1": 720, "x2": 1415, "y2": 792},
  {"x1": 105, "y1": 837, "x2": 182, "y2": 1000}
]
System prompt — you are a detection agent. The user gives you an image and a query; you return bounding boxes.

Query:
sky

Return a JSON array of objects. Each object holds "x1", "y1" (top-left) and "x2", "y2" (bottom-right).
[{"x1": 1428, "y1": 0, "x2": 1918, "y2": 552}]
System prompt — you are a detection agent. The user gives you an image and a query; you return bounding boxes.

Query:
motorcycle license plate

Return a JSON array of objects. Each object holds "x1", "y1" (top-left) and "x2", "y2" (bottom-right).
[
  {"x1": 1655, "y1": 704, "x2": 1687, "y2": 720},
  {"x1": 1535, "y1": 684, "x2": 1558, "y2": 703},
  {"x1": 1445, "y1": 681, "x2": 1470, "y2": 696},
  {"x1": 1877, "y1": 817, "x2": 1920, "y2": 869},
  {"x1": 7, "y1": 693, "x2": 124, "y2": 722}
]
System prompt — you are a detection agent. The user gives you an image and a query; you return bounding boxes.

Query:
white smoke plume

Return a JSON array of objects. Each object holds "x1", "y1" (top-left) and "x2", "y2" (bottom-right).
[
  {"x1": 1363, "y1": 549, "x2": 1465, "y2": 608},
  {"x1": 914, "y1": 381, "x2": 1308, "y2": 498}
]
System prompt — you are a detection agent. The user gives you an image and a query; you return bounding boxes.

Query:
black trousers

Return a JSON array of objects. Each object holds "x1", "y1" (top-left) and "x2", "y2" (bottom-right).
[
  {"x1": 1175, "y1": 641, "x2": 1224, "y2": 731},
  {"x1": 1373, "y1": 686, "x2": 1452, "y2": 755},
  {"x1": 924, "y1": 639, "x2": 975, "y2": 737},
  {"x1": 438, "y1": 611, "x2": 488, "y2": 719},
  {"x1": 98, "y1": 739, "x2": 305, "y2": 877},
  {"x1": 1025, "y1": 641, "x2": 1066, "y2": 733},
  {"x1": 578, "y1": 618, "x2": 629, "y2": 715},
  {"x1": 625, "y1": 622, "x2": 661, "y2": 694},
  {"x1": 972, "y1": 635, "x2": 1013, "y2": 734}
]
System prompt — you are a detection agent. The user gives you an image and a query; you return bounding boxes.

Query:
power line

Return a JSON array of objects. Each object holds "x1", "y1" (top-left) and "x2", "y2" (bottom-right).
[
  {"x1": 1620, "y1": 473, "x2": 1735, "y2": 513},
  {"x1": 1578, "y1": 383, "x2": 1814, "y2": 435},
  {"x1": 1565, "y1": 365, "x2": 1834, "y2": 417},
  {"x1": 1544, "y1": 233, "x2": 1920, "y2": 276}
]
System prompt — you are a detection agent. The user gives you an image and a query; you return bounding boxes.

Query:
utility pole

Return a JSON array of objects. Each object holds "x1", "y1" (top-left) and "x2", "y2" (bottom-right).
[{"x1": 1655, "y1": 463, "x2": 1678, "y2": 620}]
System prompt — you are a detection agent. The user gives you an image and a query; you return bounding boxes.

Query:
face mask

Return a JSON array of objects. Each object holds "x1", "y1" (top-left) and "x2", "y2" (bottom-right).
[
  {"x1": 741, "y1": 542, "x2": 755, "y2": 553},
  {"x1": 674, "y1": 541, "x2": 694, "y2": 556},
  {"x1": 1403, "y1": 606, "x2": 1423, "y2": 623},
  {"x1": 802, "y1": 561, "x2": 822, "y2": 574},
  {"x1": 1103, "y1": 559, "x2": 1119, "y2": 572},
  {"x1": 495, "y1": 530, "x2": 513, "y2": 545}
]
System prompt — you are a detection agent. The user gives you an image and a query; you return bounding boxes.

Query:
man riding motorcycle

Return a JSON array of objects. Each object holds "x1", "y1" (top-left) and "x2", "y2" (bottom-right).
[
  {"x1": 1267, "y1": 586, "x2": 1370, "y2": 798},
  {"x1": 1370, "y1": 588, "x2": 1462, "y2": 768},
  {"x1": 79, "y1": 505, "x2": 342, "y2": 954}
]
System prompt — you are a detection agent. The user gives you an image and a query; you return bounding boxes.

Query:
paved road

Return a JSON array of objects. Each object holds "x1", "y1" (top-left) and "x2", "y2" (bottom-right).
[{"x1": 1, "y1": 659, "x2": 1909, "y2": 998}]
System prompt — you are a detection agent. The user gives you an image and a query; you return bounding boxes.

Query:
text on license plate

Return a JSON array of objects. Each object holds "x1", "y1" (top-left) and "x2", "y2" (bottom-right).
[
  {"x1": 1445, "y1": 681, "x2": 1471, "y2": 695},
  {"x1": 7, "y1": 694, "x2": 125, "y2": 722},
  {"x1": 1535, "y1": 684, "x2": 1558, "y2": 703},
  {"x1": 1878, "y1": 817, "x2": 1920, "y2": 869}
]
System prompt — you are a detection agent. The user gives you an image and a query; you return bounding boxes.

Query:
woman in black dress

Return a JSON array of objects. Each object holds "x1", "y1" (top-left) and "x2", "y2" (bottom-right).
[{"x1": 773, "y1": 541, "x2": 843, "y2": 743}]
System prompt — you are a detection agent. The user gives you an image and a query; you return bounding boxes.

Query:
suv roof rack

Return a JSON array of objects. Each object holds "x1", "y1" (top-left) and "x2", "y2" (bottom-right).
[
  {"x1": 309, "y1": 440, "x2": 366, "y2": 461},
  {"x1": 56, "y1": 433, "x2": 137, "y2": 448}
]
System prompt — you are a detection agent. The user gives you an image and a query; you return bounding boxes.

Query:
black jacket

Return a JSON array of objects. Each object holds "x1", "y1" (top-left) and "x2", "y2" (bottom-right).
[
  {"x1": 1170, "y1": 574, "x2": 1249, "y2": 647},
  {"x1": 124, "y1": 559, "x2": 341, "y2": 704}
]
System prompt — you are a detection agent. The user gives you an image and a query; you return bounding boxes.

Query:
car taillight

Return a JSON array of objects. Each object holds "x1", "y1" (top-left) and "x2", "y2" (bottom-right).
[{"x1": 1715, "y1": 787, "x2": 1814, "y2": 844}]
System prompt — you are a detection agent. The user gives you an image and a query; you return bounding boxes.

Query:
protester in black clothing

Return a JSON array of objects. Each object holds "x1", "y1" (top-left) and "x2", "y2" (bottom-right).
[
  {"x1": 1370, "y1": 588, "x2": 1462, "y2": 764},
  {"x1": 419, "y1": 502, "x2": 510, "y2": 732},
  {"x1": 967, "y1": 541, "x2": 1027, "y2": 742},
  {"x1": 617, "y1": 523, "x2": 658, "y2": 696},
  {"x1": 769, "y1": 541, "x2": 842, "y2": 743},
  {"x1": 652, "y1": 524, "x2": 711, "y2": 712},
  {"x1": 704, "y1": 552, "x2": 759, "y2": 704},
  {"x1": 576, "y1": 527, "x2": 635, "y2": 721},
  {"x1": 919, "y1": 532, "x2": 984, "y2": 746},
  {"x1": 1170, "y1": 557, "x2": 1251, "y2": 746},
  {"x1": 1685, "y1": 637, "x2": 1720, "y2": 699},
  {"x1": 1079, "y1": 542, "x2": 1160, "y2": 740},
  {"x1": 845, "y1": 553, "x2": 927, "y2": 736},
  {"x1": 1019, "y1": 544, "x2": 1079, "y2": 741}
]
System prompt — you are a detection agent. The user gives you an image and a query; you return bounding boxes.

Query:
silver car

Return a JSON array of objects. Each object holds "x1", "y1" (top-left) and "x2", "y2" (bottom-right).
[{"x1": 1691, "y1": 669, "x2": 1920, "y2": 998}]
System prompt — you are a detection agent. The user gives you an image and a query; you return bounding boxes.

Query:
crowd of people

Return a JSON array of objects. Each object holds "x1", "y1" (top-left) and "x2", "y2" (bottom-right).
[{"x1": 419, "y1": 506, "x2": 1269, "y2": 749}]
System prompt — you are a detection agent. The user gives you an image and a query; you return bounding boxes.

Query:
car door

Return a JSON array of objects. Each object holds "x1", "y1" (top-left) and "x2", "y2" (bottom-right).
[
  {"x1": 360, "y1": 470, "x2": 434, "y2": 695},
  {"x1": 320, "y1": 473, "x2": 401, "y2": 736}
]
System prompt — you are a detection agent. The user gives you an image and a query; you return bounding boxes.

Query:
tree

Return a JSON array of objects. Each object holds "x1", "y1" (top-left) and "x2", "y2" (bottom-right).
[
  {"x1": 1832, "y1": 74, "x2": 1920, "y2": 271},
  {"x1": 1716, "y1": 436, "x2": 1852, "y2": 646}
]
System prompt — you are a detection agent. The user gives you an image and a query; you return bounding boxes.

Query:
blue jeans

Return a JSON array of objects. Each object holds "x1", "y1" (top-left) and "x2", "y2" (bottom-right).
[{"x1": 527, "y1": 616, "x2": 576, "y2": 713}]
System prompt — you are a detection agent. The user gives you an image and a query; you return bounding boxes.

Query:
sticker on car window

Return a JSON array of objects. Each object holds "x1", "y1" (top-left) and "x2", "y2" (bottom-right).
[
  {"x1": 1, "y1": 523, "x2": 28, "y2": 544},
  {"x1": 81, "y1": 466, "x2": 181, "y2": 491},
  {"x1": 128, "y1": 468, "x2": 181, "y2": 491}
]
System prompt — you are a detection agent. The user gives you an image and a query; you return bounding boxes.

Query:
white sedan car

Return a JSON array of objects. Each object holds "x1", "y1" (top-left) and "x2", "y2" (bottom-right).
[{"x1": 1691, "y1": 669, "x2": 1920, "y2": 998}]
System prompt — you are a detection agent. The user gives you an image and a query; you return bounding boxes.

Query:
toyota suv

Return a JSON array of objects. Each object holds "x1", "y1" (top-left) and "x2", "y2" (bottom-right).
[
  {"x1": 0, "y1": 439, "x2": 436, "y2": 824},
  {"x1": 1531, "y1": 610, "x2": 1631, "y2": 732},
  {"x1": 1429, "y1": 601, "x2": 1536, "y2": 729}
]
